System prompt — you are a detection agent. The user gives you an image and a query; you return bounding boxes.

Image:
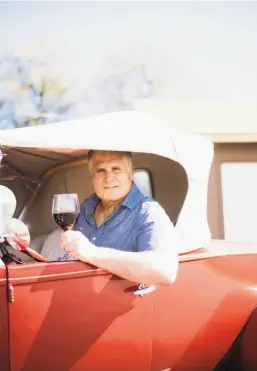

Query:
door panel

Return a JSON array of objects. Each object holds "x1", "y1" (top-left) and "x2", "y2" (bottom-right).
[
  {"x1": 0, "y1": 259, "x2": 9, "y2": 371},
  {"x1": 7, "y1": 261, "x2": 153, "y2": 371},
  {"x1": 151, "y1": 256, "x2": 257, "y2": 371}
]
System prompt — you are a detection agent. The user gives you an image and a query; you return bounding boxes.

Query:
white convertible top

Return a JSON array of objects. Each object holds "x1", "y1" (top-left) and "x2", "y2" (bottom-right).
[{"x1": 0, "y1": 111, "x2": 214, "y2": 253}]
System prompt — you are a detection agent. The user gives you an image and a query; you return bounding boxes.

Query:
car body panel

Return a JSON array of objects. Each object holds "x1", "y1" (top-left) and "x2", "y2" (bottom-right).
[
  {"x1": 0, "y1": 259, "x2": 9, "y2": 371},
  {"x1": 230, "y1": 307, "x2": 257, "y2": 371},
  {"x1": 6, "y1": 261, "x2": 153, "y2": 371},
  {"x1": 4, "y1": 244, "x2": 257, "y2": 371},
  {"x1": 151, "y1": 254, "x2": 257, "y2": 371},
  {"x1": 213, "y1": 305, "x2": 257, "y2": 371}
]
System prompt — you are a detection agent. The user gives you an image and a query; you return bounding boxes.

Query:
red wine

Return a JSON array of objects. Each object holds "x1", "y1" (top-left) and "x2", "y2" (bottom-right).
[{"x1": 53, "y1": 212, "x2": 77, "y2": 231}]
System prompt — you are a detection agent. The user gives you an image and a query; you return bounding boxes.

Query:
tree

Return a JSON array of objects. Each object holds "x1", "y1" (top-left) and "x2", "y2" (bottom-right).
[
  {"x1": 73, "y1": 63, "x2": 155, "y2": 118},
  {"x1": 0, "y1": 53, "x2": 75, "y2": 129},
  {"x1": 0, "y1": 49, "x2": 155, "y2": 129}
]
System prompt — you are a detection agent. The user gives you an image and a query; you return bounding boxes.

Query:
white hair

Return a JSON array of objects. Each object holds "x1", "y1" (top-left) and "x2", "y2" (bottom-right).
[{"x1": 88, "y1": 150, "x2": 133, "y2": 174}]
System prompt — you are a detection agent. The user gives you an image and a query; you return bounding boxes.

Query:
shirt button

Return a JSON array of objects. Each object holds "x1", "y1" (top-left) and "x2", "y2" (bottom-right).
[{"x1": 92, "y1": 237, "x2": 96, "y2": 241}]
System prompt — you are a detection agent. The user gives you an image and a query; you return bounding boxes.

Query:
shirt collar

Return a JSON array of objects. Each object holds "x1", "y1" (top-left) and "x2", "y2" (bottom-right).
[
  {"x1": 122, "y1": 182, "x2": 145, "y2": 210},
  {"x1": 86, "y1": 193, "x2": 100, "y2": 219}
]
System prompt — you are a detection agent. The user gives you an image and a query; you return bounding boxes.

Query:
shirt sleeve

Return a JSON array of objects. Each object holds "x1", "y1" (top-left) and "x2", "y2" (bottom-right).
[{"x1": 136, "y1": 201, "x2": 175, "y2": 252}]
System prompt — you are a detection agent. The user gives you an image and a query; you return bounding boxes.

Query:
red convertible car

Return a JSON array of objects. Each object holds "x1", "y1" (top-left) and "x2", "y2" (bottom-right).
[{"x1": 0, "y1": 111, "x2": 257, "y2": 371}]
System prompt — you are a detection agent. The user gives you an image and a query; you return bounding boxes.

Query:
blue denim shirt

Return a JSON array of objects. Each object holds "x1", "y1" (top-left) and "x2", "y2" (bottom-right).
[{"x1": 73, "y1": 183, "x2": 174, "y2": 252}]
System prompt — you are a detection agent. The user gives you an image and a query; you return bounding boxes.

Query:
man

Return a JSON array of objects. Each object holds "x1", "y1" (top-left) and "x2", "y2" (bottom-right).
[{"x1": 62, "y1": 150, "x2": 178, "y2": 285}]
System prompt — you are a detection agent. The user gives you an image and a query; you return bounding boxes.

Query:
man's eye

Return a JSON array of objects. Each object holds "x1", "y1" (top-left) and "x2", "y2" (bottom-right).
[
  {"x1": 96, "y1": 169, "x2": 105, "y2": 173},
  {"x1": 113, "y1": 167, "x2": 121, "y2": 171}
]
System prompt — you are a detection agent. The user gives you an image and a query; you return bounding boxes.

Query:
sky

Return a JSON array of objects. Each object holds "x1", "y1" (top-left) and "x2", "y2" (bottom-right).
[{"x1": 0, "y1": 1, "x2": 257, "y2": 101}]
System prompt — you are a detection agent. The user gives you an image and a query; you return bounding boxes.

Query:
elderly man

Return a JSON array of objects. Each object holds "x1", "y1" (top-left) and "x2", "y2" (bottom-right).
[{"x1": 62, "y1": 150, "x2": 178, "y2": 285}]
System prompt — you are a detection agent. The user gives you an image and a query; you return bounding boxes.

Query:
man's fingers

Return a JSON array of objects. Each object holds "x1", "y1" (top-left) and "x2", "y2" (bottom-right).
[
  {"x1": 61, "y1": 234, "x2": 79, "y2": 252},
  {"x1": 61, "y1": 232, "x2": 74, "y2": 252},
  {"x1": 63, "y1": 244, "x2": 75, "y2": 253}
]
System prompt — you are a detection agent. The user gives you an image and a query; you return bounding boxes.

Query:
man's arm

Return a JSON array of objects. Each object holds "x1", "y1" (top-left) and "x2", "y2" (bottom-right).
[
  {"x1": 78, "y1": 244, "x2": 178, "y2": 285},
  {"x1": 63, "y1": 202, "x2": 178, "y2": 285}
]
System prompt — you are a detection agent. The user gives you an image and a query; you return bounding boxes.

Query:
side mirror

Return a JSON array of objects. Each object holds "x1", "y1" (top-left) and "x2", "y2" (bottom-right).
[
  {"x1": 3, "y1": 218, "x2": 47, "y2": 263},
  {"x1": 0, "y1": 185, "x2": 17, "y2": 235},
  {"x1": 5, "y1": 218, "x2": 31, "y2": 249}
]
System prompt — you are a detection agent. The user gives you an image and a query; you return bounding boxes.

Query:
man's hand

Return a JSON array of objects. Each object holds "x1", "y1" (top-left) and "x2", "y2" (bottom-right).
[{"x1": 61, "y1": 230, "x2": 95, "y2": 261}]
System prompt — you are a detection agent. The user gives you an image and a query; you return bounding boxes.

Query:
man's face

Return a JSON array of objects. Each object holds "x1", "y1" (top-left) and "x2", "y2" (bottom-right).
[{"x1": 90, "y1": 151, "x2": 133, "y2": 202}]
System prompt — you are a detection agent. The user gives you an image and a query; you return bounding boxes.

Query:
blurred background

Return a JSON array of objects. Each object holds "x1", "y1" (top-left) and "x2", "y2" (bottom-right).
[{"x1": 0, "y1": 1, "x2": 257, "y2": 242}]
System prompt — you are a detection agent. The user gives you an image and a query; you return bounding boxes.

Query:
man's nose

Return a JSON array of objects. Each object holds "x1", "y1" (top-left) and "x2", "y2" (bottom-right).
[{"x1": 104, "y1": 171, "x2": 115, "y2": 182}]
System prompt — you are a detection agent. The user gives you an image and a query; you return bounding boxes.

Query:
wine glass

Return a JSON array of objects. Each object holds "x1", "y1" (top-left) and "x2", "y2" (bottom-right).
[
  {"x1": 52, "y1": 193, "x2": 80, "y2": 261},
  {"x1": 52, "y1": 193, "x2": 80, "y2": 231}
]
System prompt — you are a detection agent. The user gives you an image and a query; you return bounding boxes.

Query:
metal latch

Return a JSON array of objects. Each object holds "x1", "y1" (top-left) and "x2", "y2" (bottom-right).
[{"x1": 7, "y1": 284, "x2": 15, "y2": 303}]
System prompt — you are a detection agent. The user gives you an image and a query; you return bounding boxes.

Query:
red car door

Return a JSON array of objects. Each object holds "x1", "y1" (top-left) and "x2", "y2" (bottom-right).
[
  {"x1": 0, "y1": 258, "x2": 9, "y2": 371},
  {"x1": 6, "y1": 261, "x2": 153, "y2": 371},
  {"x1": 150, "y1": 255, "x2": 257, "y2": 371}
]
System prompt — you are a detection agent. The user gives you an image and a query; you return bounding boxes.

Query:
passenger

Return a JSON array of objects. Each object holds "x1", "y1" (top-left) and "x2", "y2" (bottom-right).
[{"x1": 61, "y1": 150, "x2": 178, "y2": 286}]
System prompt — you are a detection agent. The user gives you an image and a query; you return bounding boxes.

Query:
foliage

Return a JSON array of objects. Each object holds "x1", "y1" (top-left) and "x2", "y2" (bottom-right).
[
  {"x1": 0, "y1": 53, "x2": 154, "y2": 129},
  {"x1": 0, "y1": 54, "x2": 74, "y2": 129}
]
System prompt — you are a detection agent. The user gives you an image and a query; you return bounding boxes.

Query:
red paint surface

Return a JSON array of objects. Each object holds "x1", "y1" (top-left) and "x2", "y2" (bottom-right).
[
  {"x1": 151, "y1": 255, "x2": 257, "y2": 371},
  {"x1": 2, "y1": 245, "x2": 257, "y2": 371},
  {"x1": 7, "y1": 261, "x2": 152, "y2": 371},
  {"x1": 0, "y1": 259, "x2": 10, "y2": 371}
]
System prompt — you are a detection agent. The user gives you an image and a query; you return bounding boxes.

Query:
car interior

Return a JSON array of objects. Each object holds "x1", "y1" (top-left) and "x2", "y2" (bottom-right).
[{"x1": 5, "y1": 152, "x2": 188, "y2": 262}]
